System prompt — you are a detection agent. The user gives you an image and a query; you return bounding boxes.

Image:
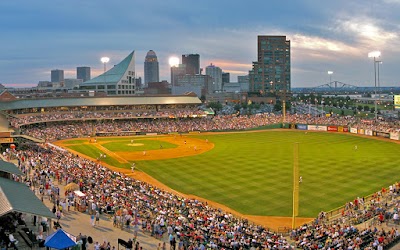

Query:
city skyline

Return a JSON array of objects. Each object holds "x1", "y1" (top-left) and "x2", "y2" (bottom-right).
[{"x1": 0, "y1": 0, "x2": 399, "y2": 88}]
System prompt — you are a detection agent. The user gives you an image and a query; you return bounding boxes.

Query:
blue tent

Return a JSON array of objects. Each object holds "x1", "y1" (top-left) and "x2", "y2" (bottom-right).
[{"x1": 44, "y1": 229, "x2": 77, "y2": 249}]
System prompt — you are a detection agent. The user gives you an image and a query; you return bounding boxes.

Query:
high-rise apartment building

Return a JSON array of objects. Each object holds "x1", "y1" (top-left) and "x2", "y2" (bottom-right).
[
  {"x1": 77, "y1": 66, "x2": 91, "y2": 82},
  {"x1": 205, "y1": 63, "x2": 222, "y2": 92},
  {"x1": 144, "y1": 50, "x2": 159, "y2": 85},
  {"x1": 249, "y1": 36, "x2": 290, "y2": 98},
  {"x1": 182, "y1": 54, "x2": 200, "y2": 75},
  {"x1": 51, "y1": 69, "x2": 64, "y2": 83}
]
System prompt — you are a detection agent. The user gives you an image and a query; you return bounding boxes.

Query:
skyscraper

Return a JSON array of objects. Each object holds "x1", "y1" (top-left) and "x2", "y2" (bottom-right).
[
  {"x1": 205, "y1": 63, "x2": 222, "y2": 92},
  {"x1": 51, "y1": 69, "x2": 64, "y2": 83},
  {"x1": 222, "y1": 72, "x2": 230, "y2": 91},
  {"x1": 182, "y1": 54, "x2": 200, "y2": 75},
  {"x1": 144, "y1": 50, "x2": 159, "y2": 85},
  {"x1": 77, "y1": 66, "x2": 91, "y2": 82},
  {"x1": 249, "y1": 35, "x2": 290, "y2": 97}
]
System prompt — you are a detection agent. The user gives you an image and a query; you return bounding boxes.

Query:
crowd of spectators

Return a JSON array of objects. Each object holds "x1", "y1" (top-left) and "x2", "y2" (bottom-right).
[
  {"x1": 16, "y1": 112, "x2": 400, "y2": 142},
  {"x1": 13, "y1": 144, "x2": 293, "y2": 249},
  {"x1": 9, "y1": 109, "x2": 207, "y2": 127}
]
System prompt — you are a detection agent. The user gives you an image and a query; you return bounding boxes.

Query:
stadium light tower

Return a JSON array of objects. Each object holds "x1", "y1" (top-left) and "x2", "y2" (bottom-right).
[
  {"x1": 101, "y1": 56, "x2": 110, "y2": 85},
  {"x1": 327, "y1": 71, "x2": 333, "y2": 84},
  {"x1": 368, "y1": 51, "x2": 381, "y2": 121},
  {"x1": 376, "y1": 61, "x2": 382, "y2": 107}
]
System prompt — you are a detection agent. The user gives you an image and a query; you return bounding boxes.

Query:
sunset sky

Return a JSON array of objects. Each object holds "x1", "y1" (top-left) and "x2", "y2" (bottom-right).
[{"x1": 1, "y1": 0, "x2": 399, "y2": 88}]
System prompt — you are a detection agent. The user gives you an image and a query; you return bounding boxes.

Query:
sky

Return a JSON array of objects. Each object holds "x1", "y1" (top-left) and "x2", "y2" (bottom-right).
[{"x1": 0, "y1": 0, "x2": 399, "y2": 88}]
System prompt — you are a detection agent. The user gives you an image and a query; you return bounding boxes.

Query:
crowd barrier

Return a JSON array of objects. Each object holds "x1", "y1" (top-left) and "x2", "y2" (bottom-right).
[{"x1": 291, "y1": 123, "x2": 399, "y2": 141}]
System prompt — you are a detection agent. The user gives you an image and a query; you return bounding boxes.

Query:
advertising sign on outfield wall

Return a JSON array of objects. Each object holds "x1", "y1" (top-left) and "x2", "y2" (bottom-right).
[
  {"x1": 296, "y1": 124, "x2": 307, "y2": 130},
  {"x1": 365, "y1": 129, "x2": 373, "y2": 136},
  {"x1": 390, "y1": 132, "x2": 399, "y2": 140},
  {"x1": 395, "y1": 95, "x2": 400, "y2": 110},
  {"x1": 374, "y1": 131, "x2": 390, "y2": 138},
  {"x1": 350, "y1": 128, "x2": 358, "y2": 134},
  {"x1": 327, "y1": 126, "x2": 338, "y2": 132},
  {"x1": 358, "y1": 129, "x2": 364, "y2": 134},
  {"x1": 307, "y1": 125, "x2": 327, "y2": 131}
]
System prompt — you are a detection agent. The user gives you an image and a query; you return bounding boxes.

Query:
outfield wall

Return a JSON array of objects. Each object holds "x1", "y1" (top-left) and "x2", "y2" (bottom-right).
[{"x1": 293, "y1": 123, "x2": 399, "y2": 141}]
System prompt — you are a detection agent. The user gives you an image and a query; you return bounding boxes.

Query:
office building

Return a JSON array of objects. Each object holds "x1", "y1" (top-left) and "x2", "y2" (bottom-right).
[
  {"x1": 144, "y1": 50, "x2": 159, "y2": 85},
  {"x1": 174, "y1": 74, "x2": 213, "y2": 96},
  {"x1": 64, "y1": 79, "x2": 83, "y2": 89},
  {"x1": 205, "y1": 63, "x2": 222, "y2": 92},
  {"x1": 182, "y1": 54, "x2": 200, "y2": 75},
  {"x1": 77, "y1": 67, "x2": 91, "y2": 82},
  {"x1": 249, "y1": 36, "x2": 290, "y2": 98},
  {"x1": 222, "y1": 72, "x2": 230, "y2": 91},
  {"x1": 171, "y1": 64, "x2": 186, "y2": 87},
  {"x1": 51, "y1": 69, "x2": 64, "y2": 83}
]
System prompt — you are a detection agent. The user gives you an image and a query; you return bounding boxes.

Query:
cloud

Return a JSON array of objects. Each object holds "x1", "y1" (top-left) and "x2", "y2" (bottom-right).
[{"x1": 334, "y1": 17, "x2": 398, "y2": 48}]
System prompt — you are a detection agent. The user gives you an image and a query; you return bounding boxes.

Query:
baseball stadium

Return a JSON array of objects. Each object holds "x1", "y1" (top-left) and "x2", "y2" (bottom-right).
[{"x1": 1, "y1": 91, "x2": 400, "y2": 249}]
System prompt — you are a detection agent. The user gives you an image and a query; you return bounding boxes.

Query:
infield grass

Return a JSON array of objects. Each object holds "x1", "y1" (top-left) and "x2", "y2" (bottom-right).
[{"x1": 63, "y1": 131, "x2": 400, "y2": 217}]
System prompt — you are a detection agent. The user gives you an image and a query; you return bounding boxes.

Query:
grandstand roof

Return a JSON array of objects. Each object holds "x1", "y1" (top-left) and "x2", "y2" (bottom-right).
[
  {"x1": 0, "y1": 95, "x2": 201, "y2": 111},
  {"x1": 81, "y1": 51, "x2": 134, "y2": 85},
  {"x1": 0, "y1": 160, "x2": 23, "y2": 176},
  {"x1": 0, "y1": 177, "x2": 56, "y2": 218}
]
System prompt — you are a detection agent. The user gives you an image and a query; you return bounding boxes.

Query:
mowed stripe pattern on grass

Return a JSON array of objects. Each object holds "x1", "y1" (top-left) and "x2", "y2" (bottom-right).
[{"x1": 137, "y1": 131, "x2": 400, "y2": 217}]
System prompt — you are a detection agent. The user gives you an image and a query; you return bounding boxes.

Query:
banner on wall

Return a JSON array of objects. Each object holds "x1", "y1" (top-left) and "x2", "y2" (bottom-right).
[
  {"x1": 296, "y1": 124, "x2": 307, "y2": 130},
  {"x1": 307, "y1": 125, "x2": 327, "y2": 131},
  {"x1": 350, "y1": 128, "x2": 358, "y2": 134},
  {"x1": 365, "y1": 129, "x2": 373, "y2": 136},
  {"x1": 374, "y1": 131, "x2": 390, "y2": 138},
  {"x1": 390, "y1": 132, "x2": 399, "y2": 140},
  {"x1": 327, "y1": 126, "x2": 338, "y2": 132}
]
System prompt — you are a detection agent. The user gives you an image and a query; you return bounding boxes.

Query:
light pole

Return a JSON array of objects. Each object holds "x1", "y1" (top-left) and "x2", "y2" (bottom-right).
[
  {"x1": 368, "y1": 51, "x2": 381, "y2": 121},
  {"x1": 376, "y1": 61, "x2": 382, "y2": 109},
  {"x1": 101, "y1": 56, "x2": 110, "y2": 85},
  {"x1": 328, "y1": 71, "x2": 333, "y2": 84}
]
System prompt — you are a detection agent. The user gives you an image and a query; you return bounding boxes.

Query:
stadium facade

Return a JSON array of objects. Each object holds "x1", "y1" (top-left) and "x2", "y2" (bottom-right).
[{"x1": 76, "y1": 51, "x2": 136, "y2": 96}]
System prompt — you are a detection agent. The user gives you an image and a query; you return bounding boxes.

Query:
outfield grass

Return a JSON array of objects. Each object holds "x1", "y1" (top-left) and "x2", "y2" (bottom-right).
[{"x1": 64, "y1": 131, "x2": 400, "y2": 217}]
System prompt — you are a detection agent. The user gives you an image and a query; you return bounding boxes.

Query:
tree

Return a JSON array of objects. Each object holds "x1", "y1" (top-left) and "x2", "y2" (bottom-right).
[
  {"x1": 364, "y1": 105, "x2": 370, "y2": 111},
  {"x1": 207, "y1": 102, "x2": 222, "y2": 111},
  {"x1": 274, "y1": 100, "x2": 282, "y2": 111}
]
